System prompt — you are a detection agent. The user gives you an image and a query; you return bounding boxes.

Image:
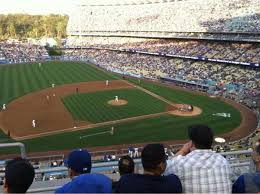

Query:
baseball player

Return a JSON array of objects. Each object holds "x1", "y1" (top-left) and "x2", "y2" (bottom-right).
[
  {"x1": 128, "y1": 146, "x2": 134, "y2": 158},
  {"x1": 46, "y1": 95, "x2": 50, "y2": 101},
  {"x1": 2, "y1": 104, "x2": 6, "y2": 110},
  {"x1": 115, "y1": 96, "x2": 119, "y2": 102},
  {"x1": 106, "y1": 80, "x2": 109, "y2": 86},
  {"x1": 110, "y1": 126, "x2": 114, "y2": 135},
  {"x1": 52, "y1": 83, "x2": 55, "y2": 88},
  {"x1": 32, "y1": 119, "x2": 36, "y2": 128},
  {"x1": 134, "y1": 147, "x2": 139, "y2": 158}
]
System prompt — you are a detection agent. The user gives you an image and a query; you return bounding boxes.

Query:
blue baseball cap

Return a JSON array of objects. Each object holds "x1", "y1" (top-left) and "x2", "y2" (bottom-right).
[{"x1": 64, "y1": 149, "x2": 92, "y2": 173}]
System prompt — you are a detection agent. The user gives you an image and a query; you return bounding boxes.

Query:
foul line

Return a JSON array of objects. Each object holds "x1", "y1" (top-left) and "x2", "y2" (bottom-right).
[
  {"x1": 79, "y1": 130, "x2": 111, "y2": 139},
  {"x1": 14, "y1": 110, "x2": 173, "y2": 141}
]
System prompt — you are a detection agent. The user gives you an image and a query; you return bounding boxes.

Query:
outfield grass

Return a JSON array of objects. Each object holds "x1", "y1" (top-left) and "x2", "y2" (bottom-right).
[
  {"x1": 0, "y1": 61, "x2": 116, "y2": 105},
  {"x1": 62, "y1": 89, "x2": 168, "y2": 123}
]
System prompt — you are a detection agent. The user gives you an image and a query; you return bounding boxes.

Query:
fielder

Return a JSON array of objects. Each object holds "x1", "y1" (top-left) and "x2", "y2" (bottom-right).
[
  {"x1": 110, "y1": 126, "x2": 114, "y2": 135},
  {"x1": 52, "y1": 83, "x2": 55, "y2": 88},
  {"x1": 134, "y1": 147, "x2": 139, "y2": 158},
  {"x1": 106, "y1": 80, "x2": 109, "y2": 86},
  {"x1": 2, "y1": 104, "x2": 6, "y2": 110},
  {"x1": 32, "y1": 119, "x2": 36, "y2": 128},
  {"x1": 115, "y1": 96, "x2": 119, "y2": 102}
]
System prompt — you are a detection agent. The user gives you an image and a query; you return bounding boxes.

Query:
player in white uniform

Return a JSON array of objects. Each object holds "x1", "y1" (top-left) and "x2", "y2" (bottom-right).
[
  {"x1": 106, "y1": 80, "x2": 109, "y2": 86},
  {"x1": 2, "y1": 104, "x2": 6, "y2": 110},
  {"x1": 52, "y1": 83, "x2": 55, "y2": 88},
  {"x1": 115, "y1": 96, "x2": 119, "y2": 102},
  {"x1": 32, "y1": 120, "x2": 36, "y2": 128},
  {"x1": 110, "y1": 126, "x2": 114, "y2": 135},
  {"x1": 134, "y1": 147, "x2": 139, "y2": 158}
]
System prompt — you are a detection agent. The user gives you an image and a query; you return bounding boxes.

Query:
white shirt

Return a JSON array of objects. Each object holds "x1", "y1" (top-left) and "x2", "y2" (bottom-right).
[{"x1": 164, "y1": 149, "x2": 232, "y2": 194}]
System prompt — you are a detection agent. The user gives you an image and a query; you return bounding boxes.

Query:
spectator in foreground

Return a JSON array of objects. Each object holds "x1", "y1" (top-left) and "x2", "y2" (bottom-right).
[
  {"x1": 113, "y1": 155, "x2": 135, "y2": 190},
  {"x1": 164, "y1": 124, "x2": 232, "y2": 193},
  {"x1": 115, "y1": 144, "x2": 182, "y2": 193},
  {"x1": 232, "y1": 141, "x2": 260, "y2": 193},
  {"x1": 3, "y1": 158, "x2": 35, "y2": 193},
  {"x1": 55, "y1": 149, "x2": 112, "y2": 193},
  {"x1": 118, "y1": 155, "x2": 135, "y2": 176}
]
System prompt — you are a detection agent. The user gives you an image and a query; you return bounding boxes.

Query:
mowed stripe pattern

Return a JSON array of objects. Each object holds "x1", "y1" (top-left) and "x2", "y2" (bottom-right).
[
  {"x1": 62, "y1": 89, "x2": 168, "y2": 123},
  {"x1": 0, "y1": 61, "x2": 115, "y2": 105}
]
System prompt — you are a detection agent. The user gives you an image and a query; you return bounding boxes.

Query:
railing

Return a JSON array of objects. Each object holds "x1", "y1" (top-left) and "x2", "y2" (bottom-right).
[{"x1": 0, "y1": 142, "x2": 26, "y2": 158}]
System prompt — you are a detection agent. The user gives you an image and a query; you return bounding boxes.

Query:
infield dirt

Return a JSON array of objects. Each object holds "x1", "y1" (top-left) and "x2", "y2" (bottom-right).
[{"x1": 0, "y1": 80, "x2": 133, "y2": 138}]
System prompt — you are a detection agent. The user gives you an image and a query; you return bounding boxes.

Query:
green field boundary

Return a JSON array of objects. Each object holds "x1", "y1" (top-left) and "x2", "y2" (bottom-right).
[{"x1": 0, "y1": 63, "x2": 244, "y2": 153}]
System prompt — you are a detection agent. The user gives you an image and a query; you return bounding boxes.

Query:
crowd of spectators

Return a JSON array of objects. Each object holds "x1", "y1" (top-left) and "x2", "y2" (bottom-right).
[
  {"x1": 0, "y1": 41, "x2": 49, "y2": 64},
  {"x1": 68, "y1": 0, "x2": 260, "y2": 35},
  {"x1": 64, "y1": 48, "x2": 260, "y2": 90},
  {"x1": 67, "y1": 37, "x2": 260, "y2": 64},
  {"x1": 4, "y1": 125, "x2": 260, "y2": 193}
]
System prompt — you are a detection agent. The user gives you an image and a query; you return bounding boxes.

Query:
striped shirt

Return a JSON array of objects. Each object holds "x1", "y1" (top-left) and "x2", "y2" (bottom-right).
[{"x1": 164, "y1": 149, "x2": 232, "y2": 194}]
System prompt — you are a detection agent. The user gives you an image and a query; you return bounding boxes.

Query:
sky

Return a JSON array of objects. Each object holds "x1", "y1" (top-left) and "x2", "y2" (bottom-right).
[{"x1": 0, "y1": 0, "x2": 78, "y2": 15}]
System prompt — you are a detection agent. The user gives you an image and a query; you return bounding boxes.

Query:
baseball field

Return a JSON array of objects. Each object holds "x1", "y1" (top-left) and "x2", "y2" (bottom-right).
[{"x1": 0, "y1": 61, "x2": 257, "y2": 154}]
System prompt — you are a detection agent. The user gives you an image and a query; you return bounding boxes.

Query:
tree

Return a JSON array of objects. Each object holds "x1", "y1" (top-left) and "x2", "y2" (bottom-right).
[{"x1": 0, "y1": 14, "x2": 68, "y2": 40}]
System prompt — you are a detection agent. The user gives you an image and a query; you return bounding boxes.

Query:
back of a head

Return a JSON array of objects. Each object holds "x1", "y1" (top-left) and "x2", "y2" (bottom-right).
[
  {"x1": 141, "y1": 144, "x2": 166, "y2": 172},
  {"x1": 118, "y1": 155, "x2": 134, "y2": 176},
  {"x1": 65, "y1": 149, "x2": 92, "y2": 175},
  {"x1": 188, "y1": 124, "x2": 214, "y2": 149},
  {"x1": 5, "y1": 158, "x2": 35, "y2": 193}
]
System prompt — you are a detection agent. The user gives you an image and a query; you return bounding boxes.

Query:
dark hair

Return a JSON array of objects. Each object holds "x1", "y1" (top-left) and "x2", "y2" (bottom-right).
[
  {"x1": 188, "y1": 124, "x2": 214, "y2": 149},
  {"x1": 141, "y1": 144, "x2": 166, "y2": 171},
  {"x1": 118, "y1": 155, "x2": 134, "y2": 176},
  {"x1": 5, "y1": 158, "x2": 35, "y2": 193}
]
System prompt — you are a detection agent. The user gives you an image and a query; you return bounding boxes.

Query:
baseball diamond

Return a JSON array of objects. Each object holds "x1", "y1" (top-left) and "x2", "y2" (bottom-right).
[{"x1": 0, "y1": 61, "x2": 257, "y2": 153}]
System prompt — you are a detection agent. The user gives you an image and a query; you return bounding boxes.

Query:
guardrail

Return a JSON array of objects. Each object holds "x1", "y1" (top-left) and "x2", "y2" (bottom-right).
[{"x1": 0, "y1": 142, "x2": 26, "y2": 158}]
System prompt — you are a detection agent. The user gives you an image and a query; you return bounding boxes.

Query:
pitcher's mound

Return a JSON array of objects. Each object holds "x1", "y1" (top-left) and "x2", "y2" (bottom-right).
[{"x1": 108, "y1": 99, "x2": 128, "y2": 106}]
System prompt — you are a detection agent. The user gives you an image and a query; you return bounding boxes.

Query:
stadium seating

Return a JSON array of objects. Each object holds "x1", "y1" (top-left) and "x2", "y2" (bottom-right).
[
  {"x1": 0, "y1": 41, "x2": 49, "y2": 64},
  {"x1": 66, "y1": 37, "x2": 260, "y2": 64},
  {"x1": 63, "y1": 48, "x2": 260, "y2": 90},
  {"x1": 67, "y1": 0, "x2": 260, "y2": 35}
]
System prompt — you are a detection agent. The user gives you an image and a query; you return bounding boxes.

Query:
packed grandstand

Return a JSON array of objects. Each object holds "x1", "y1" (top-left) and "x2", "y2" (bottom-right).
[{"x1": 0, "y1": 0, "x2": 260, "y2": 193}]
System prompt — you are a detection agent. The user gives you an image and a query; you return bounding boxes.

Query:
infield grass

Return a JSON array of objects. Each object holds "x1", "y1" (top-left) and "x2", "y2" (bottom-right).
[{"x1": 62, "y1": 89, "x2": 168, "y2": 123}]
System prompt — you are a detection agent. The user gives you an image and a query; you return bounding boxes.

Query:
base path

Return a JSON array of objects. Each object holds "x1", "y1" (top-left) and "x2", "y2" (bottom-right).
[{"x1": 0, "y1": 80, "x2": 133, "y2": 138}]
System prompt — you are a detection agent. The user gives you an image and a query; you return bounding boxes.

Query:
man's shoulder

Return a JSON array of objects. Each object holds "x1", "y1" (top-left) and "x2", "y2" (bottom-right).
[
  {"x1": 242, "y1": 172, "x2": 260, "y2": 180},
  {"x1": 163, "y1": 174, "x2": 182, "y2": 185},
  {"x1": 55, "y1": 173, "x2": 112, "y2": 193},
  {"x1": 78, "y1": 173, "x2": 112, "y2": 183},
  {"x1": 119, "y1": 173, "x2": 141, "y2": 182},
  {"x1": 172, "y1": 150, "x2": 229, "y2": 169}
]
